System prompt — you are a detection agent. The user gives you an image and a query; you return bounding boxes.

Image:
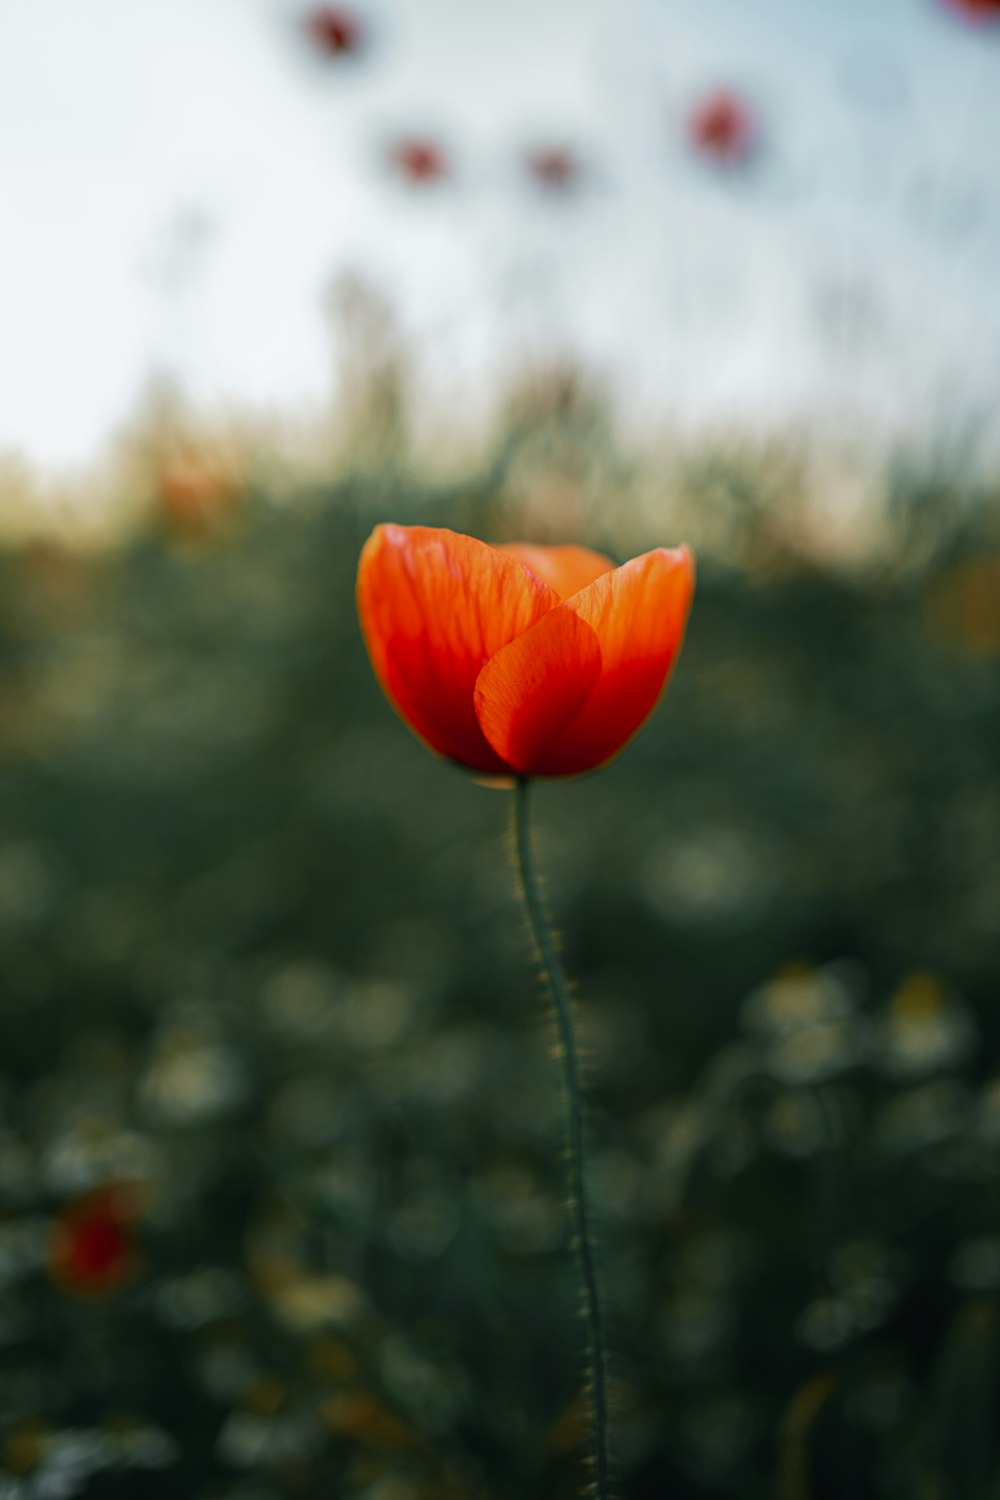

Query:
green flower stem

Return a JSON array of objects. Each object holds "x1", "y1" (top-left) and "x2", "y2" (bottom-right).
[{"x1": 511, "y1": 776, "x2": 611, "y2": 1500}]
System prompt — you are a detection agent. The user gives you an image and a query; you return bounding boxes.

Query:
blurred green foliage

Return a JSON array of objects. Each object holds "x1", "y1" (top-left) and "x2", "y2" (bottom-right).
[{"x1": 0, "y1": 439, "x2": 998, "y2": 1500}]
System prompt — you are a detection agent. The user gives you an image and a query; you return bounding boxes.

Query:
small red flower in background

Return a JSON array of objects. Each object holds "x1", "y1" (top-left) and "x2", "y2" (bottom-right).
[
  {"x1": 356, "y1": 525, "x2": 694, "y2": 778},
  {"x1": 158, "y1": 454, "x2": 240, "y2": 539},
  {"x1": 389, "y1": 137, "x2": 449, "y2": 185},
  {"x1": 50, "y1": 1185, "x2": 139, "y2": 1298},
  {"x1": 687, "y1": 89, "x2": 759, "y2": 167},
  {"x1": 525, "y1": 146, "x2": 579, "y2": 191},
  {"x1": 303, "y1": 6, "x2": 364, "y2": 56},
  {"x1": 937, "y1": 0, "x2": 1000, "y2": 21},
  {"x1": 924, "y1": 555, "x2": 1000, "y2": 657}
]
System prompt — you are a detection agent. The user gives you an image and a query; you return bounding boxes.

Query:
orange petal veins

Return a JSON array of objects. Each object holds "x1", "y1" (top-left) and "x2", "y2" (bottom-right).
[
  {"x1": 357, "y1": 524, "x2": 560, "y2": 773},
  {"x1": 475, "y1": 546, "x2": 694, "y2": 776},
  {"x1": 473, "y1": 608, "x2": 603, "y2": 776},
  {"x1": 499, "y1": 543, "x2": 615, "y2": 600}
]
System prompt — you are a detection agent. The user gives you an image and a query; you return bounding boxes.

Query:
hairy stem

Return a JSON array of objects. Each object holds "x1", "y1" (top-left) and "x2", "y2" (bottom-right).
[{"x1": 511, "y1": 776, "x2": 611, "y2": 1500}]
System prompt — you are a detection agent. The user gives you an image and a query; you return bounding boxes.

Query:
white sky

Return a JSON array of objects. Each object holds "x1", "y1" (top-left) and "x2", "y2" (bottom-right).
[{"x1": 2, "y1": 0, "x2": 1000, "y2": 474}]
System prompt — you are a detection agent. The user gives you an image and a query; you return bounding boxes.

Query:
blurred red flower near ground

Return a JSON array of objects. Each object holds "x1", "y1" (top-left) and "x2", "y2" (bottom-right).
[
  {"x1": 923, "y1": 555, "x2": 1000, "y2": 656},
  {"x1": 937, "y1": 0, "x2": 1000, "y2": 20},
  {"x1": 303, "y1": 6, "x2": 364, "y2": 56},
  {"x1": 389, "y1": 138, "x2": 449, "y2": 185},
  {"x1": 687, "y1": 89, "x2": 759, "y2": 166},
  {"x1": 356, "y1": 525, "x2": 694, "y2": 778},
  {"x1": 158, "y1": 455, "x2": 240, "y2": 539},
  {"x1": 50, "y1": 1185, "x2": 139, "y2": 1298},
  {"x1": 525, "y1": 146, "x2": 579, "y2": 191}
]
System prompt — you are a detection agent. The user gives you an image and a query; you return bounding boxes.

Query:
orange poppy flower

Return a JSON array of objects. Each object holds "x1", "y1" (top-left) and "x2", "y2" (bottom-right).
[{"x1": 356, "y1": 525, "x2": 694, "y2": 777}]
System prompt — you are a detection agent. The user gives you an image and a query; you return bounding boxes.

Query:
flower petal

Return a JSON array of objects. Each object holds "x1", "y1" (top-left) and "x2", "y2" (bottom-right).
[
  {"x1": 475, "y1": 546, "x2": 694, "y2": 776},
  {"x1": 499, "y1": 543, "x2": 615, "y2": 600},
  {"x1": 473, "y1": 608, "x2": 603, "y2": 775},
  {"x1": 357, "y1": 524, "x2": 560, "y2": 772}
]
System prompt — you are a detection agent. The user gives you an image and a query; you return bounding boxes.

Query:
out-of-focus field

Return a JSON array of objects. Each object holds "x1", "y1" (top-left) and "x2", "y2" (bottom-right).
[{"x1": 1, "y1": 411, "x2": 999, "y2": 1499}]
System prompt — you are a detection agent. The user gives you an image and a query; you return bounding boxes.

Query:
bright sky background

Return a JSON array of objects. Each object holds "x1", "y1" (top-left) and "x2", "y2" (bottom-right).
[{"x1": 3, "y1": 0, "x2": 1000, "y2": 474}]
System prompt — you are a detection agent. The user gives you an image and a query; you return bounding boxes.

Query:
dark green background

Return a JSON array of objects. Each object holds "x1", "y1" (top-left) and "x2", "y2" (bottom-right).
[{"x1": 1, "y1": 438, "x2": 998, "y2": 1499}]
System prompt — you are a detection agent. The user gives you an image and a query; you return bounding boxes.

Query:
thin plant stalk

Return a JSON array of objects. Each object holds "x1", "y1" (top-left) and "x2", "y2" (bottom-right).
[{"x1": 511, "y1": 775, "x2": 611, "y2": 1500}]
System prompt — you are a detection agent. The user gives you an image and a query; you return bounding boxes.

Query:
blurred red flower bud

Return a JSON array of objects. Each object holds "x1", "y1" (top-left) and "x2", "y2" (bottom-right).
[
  {"x1": 389, "y1": 138, "x2": 449, "y2": 185},
  {"x1": 687, "y1": 89, "x2": 759, "y2": 166},
  {"x1": 525, "y1": 146, "x2": 579, "y2": 191},
  {"x1": 50, "y1": 1185, "x2": 139, "y2": 1298},
  {"x1": 937, "y1": 0, "x2": 1000, "y2": 20},
  {"x1": 303, "y1": 6, "x2": 364, "y2": 57}
]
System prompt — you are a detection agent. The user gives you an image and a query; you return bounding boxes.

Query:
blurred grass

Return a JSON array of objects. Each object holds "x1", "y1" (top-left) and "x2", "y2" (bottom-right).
[{"x1": 0, "y1": 417, "x2": 999, "y2": 1499}]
